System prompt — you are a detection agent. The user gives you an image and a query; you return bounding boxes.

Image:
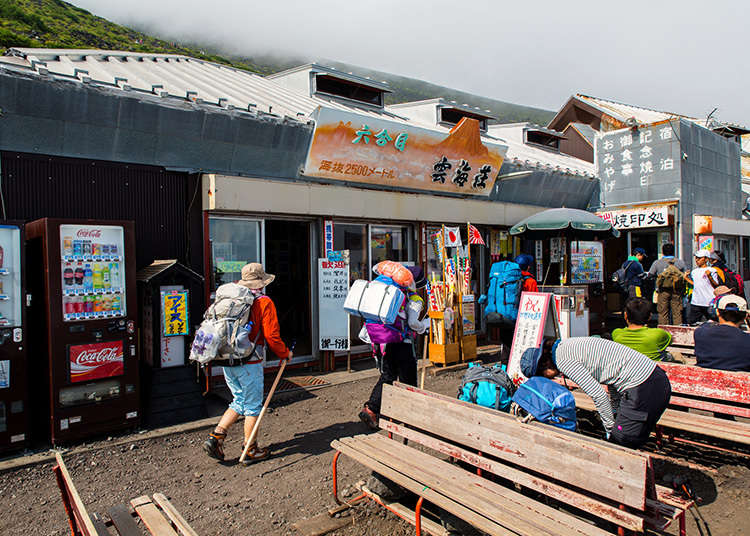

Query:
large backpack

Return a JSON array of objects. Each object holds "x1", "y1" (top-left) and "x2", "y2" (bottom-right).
[
  {"x1": 722, "y1": 267, "x2": 744, "y2": 297},
  {"x1": 611, "y1": 261, "x2": 634, "y2": 293},
  {"x1": 482, "y1": 261, "x2": 526, "y2": 324},
  {"x1": 511, "y1": 377, "x2": 577, "y2": 431},
  {"x1": 656, "y1": 259, "x2": 685, "y2": 292},
  {"x1": 343, "y1": 274, "x2": 411, "y2": 344},
  {"x1": 457, "y1": 362, "x2": 515, "y2": 412},
  {"x1": 189, "y1": 283, "x2": 260, "y2": 366}
]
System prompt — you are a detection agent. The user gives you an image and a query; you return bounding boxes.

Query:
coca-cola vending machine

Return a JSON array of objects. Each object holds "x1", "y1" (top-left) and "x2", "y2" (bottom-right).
[
  {"x1": 26, "y1": 219, "x2": 138, "y2": 444},
  {"x1": 0, "y1": 222, "x2": 27, "y2": 453}
]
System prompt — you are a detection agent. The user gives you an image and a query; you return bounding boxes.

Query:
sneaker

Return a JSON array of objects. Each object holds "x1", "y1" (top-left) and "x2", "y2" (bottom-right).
[
  {"x1": 359, "y1": 406, "x2": 379, "y2": 430},
  {"x1": 203, "y1": 433, "x2": 225, "y2": 461},
  {"x1": 241, "y1": 444, "x2": 270, "y2": 466}
]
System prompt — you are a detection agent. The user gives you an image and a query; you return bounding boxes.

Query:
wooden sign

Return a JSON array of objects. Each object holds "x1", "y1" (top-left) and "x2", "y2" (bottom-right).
[{"x1": 507, "y1": 292, "x2": 559, "y2": 382}]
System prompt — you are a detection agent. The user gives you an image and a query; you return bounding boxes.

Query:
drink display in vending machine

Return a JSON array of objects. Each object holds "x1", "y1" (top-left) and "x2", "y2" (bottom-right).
[
  {"x1": 26, "y1": 219, "x2": 138, "y2": 444},
  {"x1": 0, "y1": 223, "x2": 27, "y2": 453}
]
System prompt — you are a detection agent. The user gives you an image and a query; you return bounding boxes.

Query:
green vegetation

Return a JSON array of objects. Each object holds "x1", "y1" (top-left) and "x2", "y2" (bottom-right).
[{"x1": 0, "y1": 0, "x2": 555, "y2": 125}]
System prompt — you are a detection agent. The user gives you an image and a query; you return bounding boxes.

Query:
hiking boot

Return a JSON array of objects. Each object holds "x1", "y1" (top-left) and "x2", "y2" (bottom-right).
[
  {"x1": 241, "y1": 443, "x2": 270, "y2": 466},
  {"x1": 359, "y1": 406, "x2": 379, "y2": 430},
  {"x1": 203, "y1": 432, "x2": 225, "y2": 461}
]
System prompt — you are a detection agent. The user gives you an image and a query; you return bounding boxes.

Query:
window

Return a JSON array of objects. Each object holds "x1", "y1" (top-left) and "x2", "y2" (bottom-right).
[
  {"x1": 314, "y1": 75, "x2": 384, "y2": 106},
  {"x1": 209, "y1": 217, "x2": 262, "y2": 292},
  {"x1": 439, "y1": 108, "x2": 488, "y2": 131},
  {"x1": 525, "y1": 129, "x2": 561, "y2": 151},
  {"x1": 371, "y1": 226, "x2": 411, "y2": 266}
]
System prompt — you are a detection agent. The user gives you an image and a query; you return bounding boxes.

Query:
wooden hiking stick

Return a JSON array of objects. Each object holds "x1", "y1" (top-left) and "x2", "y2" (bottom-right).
[
  {"x1": 238, "y1": 359, "x2": 287, "y2": 463},
  {"x1": 420, "y1": 339, "x2": 428, "y2": 390}
]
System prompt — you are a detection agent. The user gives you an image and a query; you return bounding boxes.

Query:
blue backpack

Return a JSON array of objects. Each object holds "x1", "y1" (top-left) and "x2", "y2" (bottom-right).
[
  {"x1": 512, "y1": 377, "x2": 577, "y2": 431},
  {"x1": 457, "y1": 362, "x2": 515, "y2": 412},
  {"x1": 479, "y1": 261, "x2": 527, "y2": 324}
]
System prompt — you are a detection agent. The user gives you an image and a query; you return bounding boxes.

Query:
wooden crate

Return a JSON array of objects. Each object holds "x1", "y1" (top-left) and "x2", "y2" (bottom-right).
[
  {"x1": 461, "y1": 334, "x2": 477, "y2": 362},
  {"x1": 429, "y1": 342, "x2": 460, "y2": 365}
]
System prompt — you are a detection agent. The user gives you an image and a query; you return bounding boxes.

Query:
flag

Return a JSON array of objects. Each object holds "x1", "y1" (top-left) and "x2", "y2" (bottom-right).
[
  {"x1": 468, "y1": 224, "x2": 485, "y2": 246},
  {"x1": 444, "y1": 226, "x2": 462, "y2": 247}
]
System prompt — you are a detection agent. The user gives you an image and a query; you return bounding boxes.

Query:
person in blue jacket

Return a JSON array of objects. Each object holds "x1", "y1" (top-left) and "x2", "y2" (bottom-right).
[{"x1": 622, "y1": 247, "x2": 647, "y2": 298}]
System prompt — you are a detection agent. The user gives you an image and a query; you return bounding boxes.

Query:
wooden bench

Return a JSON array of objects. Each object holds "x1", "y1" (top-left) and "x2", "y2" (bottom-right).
[
  {"x1": 53, "y1": 452, "x2": 198, "y2": 536},
  {"x1": 331, "y1": 383, "x2": 690, "y2": 536},
  {"x1": 659, "y1": 325, "x2": 697, "y2": 361},
  {"x1": 569, "y1": 362, "x2": 750, "y2": 451}
]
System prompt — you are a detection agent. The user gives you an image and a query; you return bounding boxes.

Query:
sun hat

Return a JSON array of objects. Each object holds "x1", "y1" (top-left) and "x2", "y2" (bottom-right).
[
  {"x1": 238, "y1": 263, "x2": 275, "y2": 289},
  {"x1": 694, "y1": 250, "x2": 711, "y2": 258},
  {"x1": 520, "y1": 346, "x2": 543, "y2": 378},
  {"x1": 713, "y1": 286, "x2": 731, "y2": 297},
  {"x1": 716, "y1": 294, "x2": 748, "y2": 312}
]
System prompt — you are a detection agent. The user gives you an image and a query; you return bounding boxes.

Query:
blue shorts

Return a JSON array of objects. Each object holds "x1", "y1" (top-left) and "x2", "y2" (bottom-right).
[{"x1": 222, "y1": 362, "x2": 263, "y2": 417}]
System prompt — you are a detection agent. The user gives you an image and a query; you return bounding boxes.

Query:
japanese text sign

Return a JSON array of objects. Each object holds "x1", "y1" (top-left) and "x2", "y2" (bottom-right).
[
  {"x1": 162, "y1": 290, "x2": 189, "y2": 337},
  {"x1": 318, "y1": 251, "x2": 350, "y2": 351},
  {"x1": 597, "y1": 205, "x2": 669, "y2": 230},
  {"x1": 69, "y1": 340, "x2": 124, "y2": 383},
  {"x1": 507, "y1": 292, "x2": 559, "y2": 382},
  {"x1": 303, "y1": 107, "x2": 507, "y2": 196}
]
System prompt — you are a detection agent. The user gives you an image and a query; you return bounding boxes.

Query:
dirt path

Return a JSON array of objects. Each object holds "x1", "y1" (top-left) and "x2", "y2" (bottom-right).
[{"x1": 1, "y1": 370, "x2": 748, "y2": 536}]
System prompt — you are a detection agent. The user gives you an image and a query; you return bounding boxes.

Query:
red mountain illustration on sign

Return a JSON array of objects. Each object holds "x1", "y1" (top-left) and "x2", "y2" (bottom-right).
[{"x1": 433, "y1": 117, "x2": 490, "y2": 158}]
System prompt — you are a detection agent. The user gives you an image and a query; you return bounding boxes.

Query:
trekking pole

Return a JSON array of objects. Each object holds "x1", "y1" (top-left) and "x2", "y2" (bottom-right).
[
  {"x1": 238, "y1": 341, "x2": 295, "y2": 463},
  {"x1": 420, "y1": 339, "x2": 428, "y2": 390}
]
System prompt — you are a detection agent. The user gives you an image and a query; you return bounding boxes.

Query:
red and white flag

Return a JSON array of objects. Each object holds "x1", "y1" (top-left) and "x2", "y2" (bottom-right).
[
  {"x1": 468, "y1": 224, "x2": 485, "y2": 246},
  {"x1": 444, "y1": 227, "x2": 462, "y2": 247}
]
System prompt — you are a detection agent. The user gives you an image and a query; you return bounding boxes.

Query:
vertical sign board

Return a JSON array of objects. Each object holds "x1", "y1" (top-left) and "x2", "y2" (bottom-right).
[
  {"x1": 535, "y1": 240, "x2": 544, "y2": 281},
  {"x1": 462, "y1": 294, "x2": 475, "y2": 335},
  {"x1": 507, "y1": 292, "x2": 559, "y2": 382},
  {"x1": 318, "y1": 251, "x2": 350, "y2": 351},
  {"x1": 324, "y1": 220, "x2": 334, "y2": 258},
  {"x1": 160, "y1": 286, "x2": 187, "y2": 368}
]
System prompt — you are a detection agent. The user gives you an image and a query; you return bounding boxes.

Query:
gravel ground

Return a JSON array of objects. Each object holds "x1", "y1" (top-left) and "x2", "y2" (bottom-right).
[{"x1": 0, "y1": 368, "x2": 748, "y2": 536}]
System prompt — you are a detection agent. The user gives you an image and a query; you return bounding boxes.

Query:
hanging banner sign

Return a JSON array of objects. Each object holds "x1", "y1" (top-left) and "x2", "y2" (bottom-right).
[
  {"x1": 162, "y1": 290, "x2": 189, "y2": 337},
  {"x1": 324, "y1": 220, "x2": 334, "y2": 257},
  {"x1": 303, "y1": 107, "x2": 507, "y2": 196},
  {"x1": 597, "y1": 205, "x2": 669, "y2": 229},
  {"x1": 507, "y1": 292, "x2": 559, "y2": 382},
  {"x1": 697, "y1": 235, "x2": 714, "y2": 252},
  {"x1": 318, "y1": 251, "x2": 350, "y2": 351}
]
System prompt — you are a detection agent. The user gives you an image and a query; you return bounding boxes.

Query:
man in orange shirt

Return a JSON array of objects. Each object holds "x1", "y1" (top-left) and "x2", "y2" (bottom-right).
[
  {"x1": 203, "y1": 263, "x2": 292, "y2": 465},
  {"x1": 515, "y1": 254, "x2": 539, "y2": 292}
]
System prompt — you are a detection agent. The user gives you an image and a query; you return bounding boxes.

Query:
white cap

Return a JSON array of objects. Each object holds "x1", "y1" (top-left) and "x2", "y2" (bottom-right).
[
  {"x1": 717, "y1": 294, "x2": 748, "y2": 312},
  {"x1": 694, "y1": 250, "x2": 711, "y2": 258}
]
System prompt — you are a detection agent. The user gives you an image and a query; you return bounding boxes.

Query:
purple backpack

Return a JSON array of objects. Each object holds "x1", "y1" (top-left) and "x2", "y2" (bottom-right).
[{"x1": 365, "y1": 276, "x2": 410, "y2": 344}]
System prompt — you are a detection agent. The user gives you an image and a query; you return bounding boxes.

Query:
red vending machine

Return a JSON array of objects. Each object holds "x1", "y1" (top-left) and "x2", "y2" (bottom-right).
[
  {"x1": 26, "y1": 219, "x2": 139, "y2": 444},
  {"x1": 0, "y1": 222, "x2": 28, "y2": 453}
]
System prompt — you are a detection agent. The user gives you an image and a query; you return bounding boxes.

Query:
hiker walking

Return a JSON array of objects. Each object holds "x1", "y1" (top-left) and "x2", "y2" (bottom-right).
[
  {"x1": 648, "y1": 243, "x2": 686, "y2": 325},
  {"x1": 358, "y1": 265, "x2": 431, "y2": 429},
  {"x1": 203, "y1": 263, "x2": 292, "y2": 465}
]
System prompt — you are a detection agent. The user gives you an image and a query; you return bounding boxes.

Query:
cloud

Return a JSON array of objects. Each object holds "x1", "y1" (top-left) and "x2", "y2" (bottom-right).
[{"x1": 72, "y1": 0, "x2": 749, "y2": 124}]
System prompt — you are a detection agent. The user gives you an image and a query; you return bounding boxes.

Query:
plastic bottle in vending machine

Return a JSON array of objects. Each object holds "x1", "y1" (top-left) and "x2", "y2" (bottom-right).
[
  {"x1": 63, "y1": 236, "x2": 73, "y2": 257},
  {"x1": 73, "y1": 295, "x2": 84, "y2": 316},
  {"x1": 82, "y1": 240, "x2": 92, "y2": 257},
  {"x1": 102, "y1": 263, "x2": 111, "y2": 289},
  {"x1": 64, "y1": 296, "x2": 74, "y2": 317},
  {"x1": 74, "y1": 263, "x2": 84, "y2": 290},
  {"x1": 111, "y1": 294, "x2": 121, "y2": 313},
  {"x1": 93, "y1": 296, "x2": 103, "y2": 313},
  {"x1": 83, "y1": 264, "x2": 93, "y2": 291},
  {"x1": 73, "y1": 240, "x2": 82, "y2": 257},
  {"x1": 63, "y1": 264, "x2": 75, "y2": 290},
  {"x1": 92, "y1": 263, "x2": 103, "y2": 289},
  {"x1": 110, "y1": 262, "x2": 120, "y2": 288},
  {"x1": 84, "y1": 295, "x2": 94, "y2": 315}
]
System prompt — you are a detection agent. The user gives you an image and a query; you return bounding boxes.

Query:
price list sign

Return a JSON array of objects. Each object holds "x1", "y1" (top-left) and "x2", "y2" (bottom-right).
[{"x1": 318, "y1": 252, "x2": 350, "y2": 351}]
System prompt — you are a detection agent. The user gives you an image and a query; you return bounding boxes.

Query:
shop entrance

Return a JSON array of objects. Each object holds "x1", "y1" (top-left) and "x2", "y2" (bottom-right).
[
  {"x1": 630, "y1": 232, "x2": 659, "y2": 261},
  {"x1": 264, "y1": 220, "x2": 312, "y2": 358}
]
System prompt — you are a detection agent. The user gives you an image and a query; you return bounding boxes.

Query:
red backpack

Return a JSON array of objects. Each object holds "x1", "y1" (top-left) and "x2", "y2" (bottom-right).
[{"x1": 724, "y1": 268, "x2": 745, "y2": 297}]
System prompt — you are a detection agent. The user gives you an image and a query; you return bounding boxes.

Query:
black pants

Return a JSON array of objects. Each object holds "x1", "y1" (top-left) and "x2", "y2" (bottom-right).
[
  {"x1": 366, "y1": 342, "x2": 417, "y2": 414},
  {"x1": 610, "y1": 367, "x2": 671, "y2": 449},
  {"x1": 687, "y1": 304, "x2": 709, "y2": 324}
]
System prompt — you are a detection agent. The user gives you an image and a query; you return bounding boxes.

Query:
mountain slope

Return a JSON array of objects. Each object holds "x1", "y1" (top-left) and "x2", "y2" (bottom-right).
[{"x1": 0, "y1": 0, "x2": 555, "y2": 124}]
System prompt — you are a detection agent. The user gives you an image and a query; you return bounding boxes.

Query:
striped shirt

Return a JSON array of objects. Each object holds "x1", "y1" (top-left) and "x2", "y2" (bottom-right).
[{"x1": 554, "y1": 337, "x2": 657, "y2": 433}]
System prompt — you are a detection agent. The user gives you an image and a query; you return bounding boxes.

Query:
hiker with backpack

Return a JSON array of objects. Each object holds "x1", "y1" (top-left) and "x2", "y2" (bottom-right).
[
  {"x1": 684, "y1": 250, "x2": 721, "y2": 324},
  {"x1": 358, "y1": 265, "x2": 431, "y2": 429},
  {"x1": 614, "y1": 247, "x2": 647, "y2": 299},
  {"x1": 709, "y1": 251, "x2": 745, "y2": 297},
  {"x1": 199, "y1": 263, "x2": 293, "y2": 465},
  {"x1": 521, "y1": 336, "x2": 671, "y2": 448},
  {"x1": 648, "y1": 243, "x2": 687, "y2": 325}
]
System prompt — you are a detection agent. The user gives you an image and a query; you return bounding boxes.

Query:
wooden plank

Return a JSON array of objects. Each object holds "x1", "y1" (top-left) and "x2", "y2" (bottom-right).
[
  {"x1": 152, "y1": 494, "x2": 198, "y2": 536},
  {"x1": 380, "y1": 420, "x2": 645, "y2": 532},
  {"x1": 658, "y1": 325, "x2": 695, "y2": 346},
  {"x1": 659, "y1": 362, "x2": 750, "y2": 404},
  {"x1": 345, "y1": 434, "x2": 610, "y2": 536},
  {"x1": 429, "y1": 360, "x2": 479, "y2": 376},
  {"x1": 669, "y1": 395, "x2": 750, "y2": 418},
  {"x1": 357, "y1": 484, "x2": 450, "y2": 536},
  {"x1": 89, "y1": 513, "x2": 111, "y2": 536},
  {"x1": 380, "y1": 383, "x2": 649, "y2": 509},
  {"x1": 54, "y1": 453, "x2": 100, "y2": 536},
  {"x1": 107, "y1": 504, "x2": 142, "y2": 536},
  {"x1": 331, "y1": 439, "x2": 515, "y2": 536},
  {"x1": 130, "y1": 496, "x2": 179, "y2": 536}
]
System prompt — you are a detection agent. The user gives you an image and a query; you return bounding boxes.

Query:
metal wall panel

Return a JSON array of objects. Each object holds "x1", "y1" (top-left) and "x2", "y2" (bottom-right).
[{"x1": 0, "y1": 151, "x2": 203, "y2": 272}]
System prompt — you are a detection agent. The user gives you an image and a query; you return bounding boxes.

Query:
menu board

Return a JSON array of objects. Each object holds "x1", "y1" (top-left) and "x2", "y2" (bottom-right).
[
  {"x1": 507, "y1": 292, "x2": 559, "y2": 382},
  {"x1": 318, "y1": 251, "x2": 350, "y2": 351},
  {"x1": 462, "y1": 294, "x2": 476, "y2": 335},
  {"x1": 60, "y1": 224, "x2": 127, "y2": 322},
  {"x1": 571, "y1": 241, "x2": 604, "y2": 284}
]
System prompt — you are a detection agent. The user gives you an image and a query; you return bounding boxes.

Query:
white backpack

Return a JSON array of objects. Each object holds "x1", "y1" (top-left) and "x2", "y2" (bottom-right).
[{"x1": 189, "y1": 283, "x2": 262, "y2": 366}]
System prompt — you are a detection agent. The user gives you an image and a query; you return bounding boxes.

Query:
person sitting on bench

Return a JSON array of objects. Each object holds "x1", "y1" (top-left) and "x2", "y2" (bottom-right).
[
  {"x1": 694, "y1": 294, "x2": 750, "y2": 372},
  {"x1": 612, "y1": 298, "x2": 673, "y2": 361},
  {"x1": 521, "y1": 337, "x2": 671, "y2": 448}
]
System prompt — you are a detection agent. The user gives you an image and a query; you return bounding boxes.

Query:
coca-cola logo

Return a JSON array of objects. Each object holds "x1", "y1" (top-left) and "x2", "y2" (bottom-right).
[
  {"x1": 76, "y1": 229, "x2": 102, "y2": 238},
  {"x1": 73, "y1": 346, "x2": 122, "y2": 366}
]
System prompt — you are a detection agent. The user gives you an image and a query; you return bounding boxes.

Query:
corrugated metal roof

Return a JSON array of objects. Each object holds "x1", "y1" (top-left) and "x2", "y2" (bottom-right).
[
  {"x1": 0, "y1": 48, "x2": 410, "y2": 125},
  {"x1": 488, "y1": 123, "x2": 596, "y2": 177},
  {"x1": 267, "y1": 63, "x2": 391, "y2": 92},
  {"x1": 566, "y1": 122, "x2": 597, "y2": 146},
  {"x1": 388, "y1": 98, "x2": 496, "y2": 120}
]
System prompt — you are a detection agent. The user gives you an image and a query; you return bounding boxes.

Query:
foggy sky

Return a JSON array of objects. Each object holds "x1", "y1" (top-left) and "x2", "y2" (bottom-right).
[{"x1": 73, "y1": 0, "x2": 749, "y2": 126}]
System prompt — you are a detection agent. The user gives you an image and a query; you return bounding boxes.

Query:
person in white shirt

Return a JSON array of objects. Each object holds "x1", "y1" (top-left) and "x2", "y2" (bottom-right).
[{"x1": 684, "y1": 250, "x2": 721, "y2": 324}]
